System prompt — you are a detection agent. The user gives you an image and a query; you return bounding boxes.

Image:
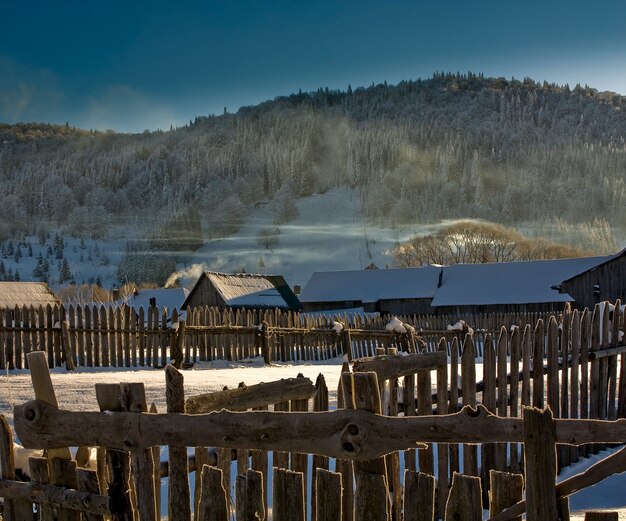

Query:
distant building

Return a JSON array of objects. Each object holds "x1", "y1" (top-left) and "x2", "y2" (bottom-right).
[
  {"x1": 0, "y1": 281, "x2": 60, "y2": 310},
  {"x1": 182, "y1": 271, "x2": 302, "y2": 311},
  {"x1": 559, "y1": 248, "x2": 626, "y2": 310},
  {"x1": 300, "y1": 253, "x2": 621, "y2": 316},
  {"x1": 300, "y1": 266, "x2": 442, "y2": 315},
  {"x1": 430, "y1": 255, "x2": 611, "y2": 315}
]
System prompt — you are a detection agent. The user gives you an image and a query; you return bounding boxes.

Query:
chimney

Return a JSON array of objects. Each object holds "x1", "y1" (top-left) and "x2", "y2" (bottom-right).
[
  {"x1": 293, "y1": 285, "x2": 301, "y2": 296},
  {"x1": 437, "y1": 268, "x2": 444, "y2": 288},
  {"x1": 111, "y1": 287, "x2": 121, "y2": 302}
]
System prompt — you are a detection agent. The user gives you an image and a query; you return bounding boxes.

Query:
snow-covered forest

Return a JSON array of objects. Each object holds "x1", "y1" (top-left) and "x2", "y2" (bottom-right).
[{"x1": 1, "y1": 72, "x2": 626, "y2": 285}]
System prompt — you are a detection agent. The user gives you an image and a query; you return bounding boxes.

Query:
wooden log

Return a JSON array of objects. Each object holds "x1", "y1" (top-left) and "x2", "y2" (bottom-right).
[
  {"x1": 444, "y1": 472, "x2": 482, "y2": 521},
  {"x1": 489, "y1": 470, "x2": 523, "y2": 520},
  {"x1": 523, "y1": 407, "x2": 558, "y2": 521},
  {"x1": 29, "y1": 457, "x2": 54, "y2": 521},
  {"x1": 273, "y1": 399, "x2": 290, "y2": 470},
  {"x1": 186, "y1": 377, "x2": 316, "y2": 414},
  {"x1": 166, "y1": 365, "x2": 190, "y2": 521},
  {"x1": 315, "y1": 469, "x2": 342, "y2": 521},
  {"x1": 76, "y1": 468, "x2": 106, "y2": 521},
  {"x1": 403, "y1": 470, "x2": 434, "y2": 521},
  {"x1": 352, "y1": 351, "x2": 446, "y2": 381},
  {"x1": 27, "y1": 351, "x2": 72, "y2": 461},
  {"x1": 21, "y1": 398, "x2": 626, "y2": 458},
  {"x1": 273, "y1": 468, "x2": 305, "y2": 521},
  {"x1": 197, "y1": 465, "x2": 229, "y2": 521},
  {"x1": 0, "y1": 474, "x2": 111, "y2": 516}
]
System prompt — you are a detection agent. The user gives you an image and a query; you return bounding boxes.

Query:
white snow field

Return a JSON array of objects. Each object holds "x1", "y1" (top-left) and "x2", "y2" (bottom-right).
[{"x1": 0, "y1": 359, "x2": 625, "y2": 519}]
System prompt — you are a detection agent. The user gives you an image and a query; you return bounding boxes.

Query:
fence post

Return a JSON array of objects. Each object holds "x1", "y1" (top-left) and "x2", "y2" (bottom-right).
[
  {"x1": 403, "y1": 471, "x2": 435, "y2": 521},
  {"x1": 315, "y1": 469, "x2": 342, "y2": 521},
  {"x1": 166, "y1": 365, "x2": 191, "y2": 521},
  {"x1": 341, "y1": 329, "x2": 352, "y2": 362},
  {"x1": 197, "y1": 465, "x2": 229, "y2": 521},
  {"x1": 343, "y1": 371, "x2": 390, "y2": 521},
  {"x1": 336, "y1": 363, "x2": 354, "y2": 521},
  {"x1": 273, "y1": 468, "x2": 305, "y2": 521},
  {"x1": 29, "y1": 457, "x2": 54, "y2": 521},
  {"x1": 523, "y1": 407, "x2": 558, "y2": 521},
  {"x1": 584, "y1": 513, "x2": 619, "y2": 521},
  {"x1": 0, "y1": 415, "x2": 33, "y2": 521},
  {"x1": 261, "y1": 321, "x2": 271, "y2": 365},
  {"x1": 171, "y1": 320, "x2": 186, "y2": 369},
  {"x1": 444, "y1": 472, "x2": 482, "y2": 521},
  {"x1": 489, "y1": 470, "x2": 523, "y2": 519},
  {"x1": 235, "y1": 468, "x2": 265, "y2": 521}
]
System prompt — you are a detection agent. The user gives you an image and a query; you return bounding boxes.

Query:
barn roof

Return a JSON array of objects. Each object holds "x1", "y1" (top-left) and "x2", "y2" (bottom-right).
[
  {"x1": 0, "y1": 282, "x2": 60, "y2": 309},
  {"x1": 430, "y1": 255, "x2": 611, "y2": 307},
  {"x1": 299, "y1": 266, "x2": 442, "y2": 304},
  {"x1": 183, "y1": 272, "x2": 301, "y2": 310},
  {"x1": 560, "y1": 248, "x2": 626, "y2": 284}
]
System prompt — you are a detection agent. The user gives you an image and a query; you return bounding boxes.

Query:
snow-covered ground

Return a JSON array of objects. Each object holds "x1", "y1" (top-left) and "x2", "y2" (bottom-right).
[{"x1": 1, "y1": 359, "x2": 625, "y2": 519}]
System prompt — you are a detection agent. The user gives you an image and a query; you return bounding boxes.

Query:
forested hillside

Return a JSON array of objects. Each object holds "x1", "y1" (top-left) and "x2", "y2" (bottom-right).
[{"x1": 1, "y1": 72, "x2": 625, "y2": 283}]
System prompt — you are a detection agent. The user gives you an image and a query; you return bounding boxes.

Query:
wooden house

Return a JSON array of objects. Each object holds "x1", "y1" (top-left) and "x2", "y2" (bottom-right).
[
  {"x1": 559, "y1": 248, "x2": 626, "y2": 310},
  {"x1": 300, "y1": 266, "x2": 442, "y2": 315},
  {"x1": 430, "y1": 255, "x2": 612, "y2": 315},
  {"x1": 182, "y1": 271, "x2": 302, "y2": 311},
  {"x1": 0, "y1": 281, "x2": 60, "y2": 310}
]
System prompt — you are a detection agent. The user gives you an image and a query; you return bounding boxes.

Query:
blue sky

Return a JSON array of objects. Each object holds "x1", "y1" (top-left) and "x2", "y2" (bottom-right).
[{"x1": 2, "y1": 1, "x2": 625, "y2": 133}]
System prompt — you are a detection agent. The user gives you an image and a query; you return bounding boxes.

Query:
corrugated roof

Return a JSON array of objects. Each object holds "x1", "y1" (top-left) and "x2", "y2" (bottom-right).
[
  {"x1": 0, "y1": 282, "x2": 60, "y2": 309},
  {"x1": 430, "y1": 256, "x2": 611, "y2": 307},
  {"x1": 300, "y1": 266, "x2": 442, "y2": 303}
]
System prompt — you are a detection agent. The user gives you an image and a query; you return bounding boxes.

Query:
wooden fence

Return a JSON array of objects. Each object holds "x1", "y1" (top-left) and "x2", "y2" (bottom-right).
[
  {"x1": 0, "y1": 304, "x2": 557, "y2": 369},
  {"x1": 1, "y1": 300, "x2": 625, "y2": 520}
]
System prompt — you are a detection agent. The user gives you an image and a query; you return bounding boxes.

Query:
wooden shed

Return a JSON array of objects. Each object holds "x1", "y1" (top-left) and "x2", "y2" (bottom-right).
[
  {"x1": 0, "y1": 281, "x2": 60, "y2": 310},
  {"x1": 182, "y1": 271, "x2": 302, "y2": 311},
  {"x1": 559, "y1": 248, "x2": 626, "y2": 310}
]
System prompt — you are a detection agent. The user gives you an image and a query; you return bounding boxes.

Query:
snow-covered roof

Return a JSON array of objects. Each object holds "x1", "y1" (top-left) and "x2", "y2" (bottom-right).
[
  {"x1": 430, "y1": 256, "x2": 611, "y2": 307},
  {"x1": 117, "y1": 287, "x2": 190, "y2": 311},
  {"x1": 184, "y1": 272, "x2": 301, "y2": 309},
  {"x1": 0, "y1": 282, "x2": 60, "y2": 309},
  {"x1": 299, "y1": 266, "x2": 442, "y2": 303}
]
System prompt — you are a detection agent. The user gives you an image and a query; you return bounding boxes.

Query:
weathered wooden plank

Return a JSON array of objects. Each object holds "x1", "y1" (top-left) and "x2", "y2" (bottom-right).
[
  {"x1": 489, "y1": 470, "x2": 523, "y2": 520},
  {"x1": 29, "y1": 457, "x2": 54, "y2": 521},
  {"x1": 461, "y1": 334, "x2": 478, "y2": 476},
  {"x1": 449, "y1": 337, "x2": 460, "y2": 476},
  {"x1": 403, "y1": 471, "x2": 434, "y2": 521},
  {"x1": 197, "y1": 465, "x2": 229, "y2": 521},
  {"x1": 444, "y1": 472, "x2": 482, "y2": 521},
  {"x1": 0, "y1": 415, "x2": 33, "y2": 521},
  {"x1": 166, "y1": 365, "x2": 190, "y2": 521},
  {"x1": 524, "y1": 407, "x2": 558, "y2": 521},
  {"x1": 352, "y1": 351, "x2": 446, "y2": 381},
  {"x1": 76, "y1": 468, "x2": 106, "y2": 521},
  {"x1": 315, "y1": 469, "x2": 342, "y2": 521},
  {"x1": 273, "y1": 468, "x2": 305, "y2": 521},
  {"x1": 532, "y1": 319, "x2": 544, "y2": 408}
]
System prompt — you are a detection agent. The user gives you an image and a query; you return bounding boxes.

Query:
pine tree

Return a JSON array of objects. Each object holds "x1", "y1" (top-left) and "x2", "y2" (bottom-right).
[
  {"x1": 58, "y1": 258, "x2": 72, "y2": 284},
  {"x1": 28, "y1": 244, "x2": 33, "y2": 257},
  {"x1": 53, "y1": 234, "x2": 64, "y2": 259},
  {"x1": 14, "y1": 270, "x2": 20, "y2": 281}
]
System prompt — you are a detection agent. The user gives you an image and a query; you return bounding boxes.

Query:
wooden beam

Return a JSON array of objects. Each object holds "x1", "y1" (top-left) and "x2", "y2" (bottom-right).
[
  {"x1": 185, "y1": 377, "x2": 316, "y2": 414},
  {"x1": 352, "y1": 351, "x2": 447, "y2": 381}
]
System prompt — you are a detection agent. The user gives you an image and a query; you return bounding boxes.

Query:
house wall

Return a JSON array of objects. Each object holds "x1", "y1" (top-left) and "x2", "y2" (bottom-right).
[
  {"x1": 433, "y1": 301, "x2": 569, "y2": 317},
  {"x1": 302, "y1": 300, "x2": 364, "y2": 312},
  {"x1": 377, "y1": 298, "x2": 435, "y2": 316},
  {"x1": 561, "y1": 255, "x2": 626, "y2": 310},
  {"x1": 185, "y1": 278, "x2": 226, "y2": 309}
]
